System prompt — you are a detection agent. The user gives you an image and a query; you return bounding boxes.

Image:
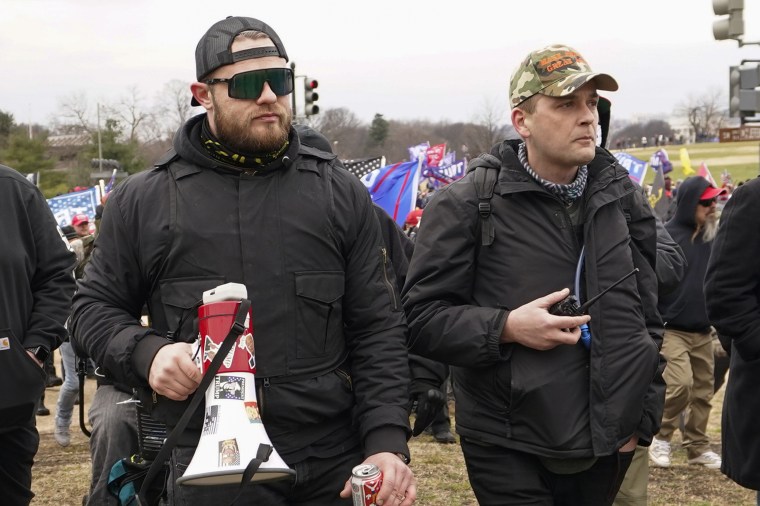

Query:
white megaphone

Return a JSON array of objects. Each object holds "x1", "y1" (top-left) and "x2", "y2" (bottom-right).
[{"x1": 176, "y1": 282, "x2": 295, "y2": 486}]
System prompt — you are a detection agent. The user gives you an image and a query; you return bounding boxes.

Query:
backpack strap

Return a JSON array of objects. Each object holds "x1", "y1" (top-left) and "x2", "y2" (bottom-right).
[{"x1": 466, "y1": 154, "x2": 500, "y2": 247}]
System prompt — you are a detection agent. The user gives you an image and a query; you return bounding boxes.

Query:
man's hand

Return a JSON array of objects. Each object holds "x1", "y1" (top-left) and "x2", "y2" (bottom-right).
[
  {"x1": 340, "y1": 452, "x2": 416, "y2": 505},
  {"x1": 148, "y1": 342, "x2": 202, "y2": 401},
  {"x1": 26, "y1": 350, "x2": 44, "y2": 368},
  {"x1": 619, "y1": 435, "x2": 638, "y2": 453},
  {"x1": 500, "y1": 288, "x2": 591, "y2": 350}
]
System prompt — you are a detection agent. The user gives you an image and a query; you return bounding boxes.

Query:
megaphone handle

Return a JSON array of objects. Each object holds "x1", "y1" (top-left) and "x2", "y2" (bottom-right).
[
  {"x1": 137, "y1": 299, "x2": 252, "y2": 504},
  {"x1": 226, "y1": 444, "x2": 274, "y2": 506}
]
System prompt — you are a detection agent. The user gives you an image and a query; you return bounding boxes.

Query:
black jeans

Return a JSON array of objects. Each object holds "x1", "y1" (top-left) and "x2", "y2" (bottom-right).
[
  {"x1": 461, "y1": 437, "x2": 634, "y2": 506},
  {"x1": 0, "y1": 422, "x2": 39, "y2": 506},
  {"x1": 167, "y1": 444, "x2": 362, "y2": 505}
]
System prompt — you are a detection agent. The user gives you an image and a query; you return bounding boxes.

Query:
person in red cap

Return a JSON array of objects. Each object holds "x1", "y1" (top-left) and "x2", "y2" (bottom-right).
[
  {"x1": 649, "y1": 176, "x2": 727, "y2": 471},
  {"x1": 403, "y1": 209, "x2": 423, "y2": 239},
  {"x1": 71, "y1": 213, "x2": 91, "y2": 238}
]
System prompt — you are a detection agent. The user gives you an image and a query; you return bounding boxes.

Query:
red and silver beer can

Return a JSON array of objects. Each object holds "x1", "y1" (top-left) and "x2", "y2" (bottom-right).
[{"x1": 351, "y1": 464, "x2": 383, "y2": 506}]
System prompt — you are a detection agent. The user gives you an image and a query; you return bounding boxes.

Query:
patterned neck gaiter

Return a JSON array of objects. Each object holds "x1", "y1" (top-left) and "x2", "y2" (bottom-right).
[
  {"x1": 200, "y1": 118, "x2": 288, "y2": 169},
  {"x1": 518, "y1": 142, "x2": 588, "y2": 206}
]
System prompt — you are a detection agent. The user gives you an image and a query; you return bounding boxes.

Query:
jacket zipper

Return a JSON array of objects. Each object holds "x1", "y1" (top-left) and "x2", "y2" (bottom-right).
[
  {"x1": 335, "y1": 368, "x2": 353, "y2": 391},
  {"x1": 380, "y1": 247, "x2": 399, "y2": 310},
  {"x1": 257, "y1": 377, "x2": 271, "y2": 418}
]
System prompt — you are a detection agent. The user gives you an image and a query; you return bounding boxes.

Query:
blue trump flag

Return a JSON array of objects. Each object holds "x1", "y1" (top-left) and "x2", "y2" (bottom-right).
[
  {"x1": 614, "y1": 152, "x2": 648, "y2": 185},
  {"x1": 361, "y1": 160, "x2": 422, "y2": 227},
  {"x1": 47, "y1": 186, "x2": 100, "y2": 227}
]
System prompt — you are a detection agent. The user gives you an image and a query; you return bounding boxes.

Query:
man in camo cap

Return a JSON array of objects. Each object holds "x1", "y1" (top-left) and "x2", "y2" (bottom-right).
[{"x1": 402, "y1": 44, "x2": 664, "y2": 504}]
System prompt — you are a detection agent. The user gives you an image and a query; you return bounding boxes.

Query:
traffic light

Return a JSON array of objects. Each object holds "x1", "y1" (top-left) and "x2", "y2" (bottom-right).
[
  {"x1": 303, "y1": 77, "x2": 319, "y2": 116},
  {"x1": 739, "y1": 63, "x2": 760, "y2": 116},
  {"x1": 729, "y1": 65, "x2": 741, "y2": 117},
  {"x1": 712, "y1": 0, "x2": 744, "y2": 42}
]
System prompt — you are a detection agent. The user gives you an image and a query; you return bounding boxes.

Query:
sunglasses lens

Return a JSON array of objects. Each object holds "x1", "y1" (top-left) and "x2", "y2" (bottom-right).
[
  {"x1": 228, "y1": 69, "x2": 293, "y2": 99},
  {"x1": 699, "y1": 198, "x2": 715, "y2": 207}
]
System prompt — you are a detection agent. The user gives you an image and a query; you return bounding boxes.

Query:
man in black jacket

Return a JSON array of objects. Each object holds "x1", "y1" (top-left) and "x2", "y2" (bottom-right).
[
  {"x1": 71, "y1": 16, "x2": 414, "y2": 505},
  {"x1": 649, "y1": 176, "x2": 726, "y2": 471},
  {"x1": 402, "y1": 44, "x2": 664, "y2": 505},
  {"x1": 0, "y1": 165, "x2": 76, "y2": 505},
  {"x1": 705, "y1": 177, "x2": 760, "y2": 499}
]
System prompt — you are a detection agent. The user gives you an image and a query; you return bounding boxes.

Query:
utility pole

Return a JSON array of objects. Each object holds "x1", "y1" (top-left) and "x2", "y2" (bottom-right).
[{"x1": 97, "y1": 103, "x2": 103, "y2": 173}]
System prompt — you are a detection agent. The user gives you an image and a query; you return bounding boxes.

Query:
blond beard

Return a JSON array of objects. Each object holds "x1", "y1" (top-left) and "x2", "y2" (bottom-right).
[{"x1": 694, "y1": 213, "x2": 718, "y2": 243}]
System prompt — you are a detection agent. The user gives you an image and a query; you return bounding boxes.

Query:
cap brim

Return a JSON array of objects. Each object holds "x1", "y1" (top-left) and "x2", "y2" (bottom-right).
[
  {"x1": 700, "y1": 186, "x2": 728, "y2": 200},
  {"x1": 543, "y1": 72, "x2": 619, "y2": 98}
]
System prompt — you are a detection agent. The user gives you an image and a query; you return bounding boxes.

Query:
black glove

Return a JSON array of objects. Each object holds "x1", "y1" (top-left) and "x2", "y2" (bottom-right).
[{"x1": 411, "y1": 388, "x2": 445, "y2": 437}]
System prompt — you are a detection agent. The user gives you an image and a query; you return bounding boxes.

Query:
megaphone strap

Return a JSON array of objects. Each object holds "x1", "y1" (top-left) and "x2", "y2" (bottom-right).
[
  {"x1": 137, "y1": 299, "x2": 252, "y2": 504},
  {"x1": 226, "y1": 444, "x2": 273, "y2": 504}
]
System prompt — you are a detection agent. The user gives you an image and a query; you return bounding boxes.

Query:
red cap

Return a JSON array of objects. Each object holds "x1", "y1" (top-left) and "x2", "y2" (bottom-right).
[
  {"x1": 700, "y1": 185, "x2": 727, "y2": 200},
  {"x1": 405, "y1": 209, "x2": 423, "y2": 227},
  {"x1": 72, "y1": 213, "x2": 89, "y2": 227}
]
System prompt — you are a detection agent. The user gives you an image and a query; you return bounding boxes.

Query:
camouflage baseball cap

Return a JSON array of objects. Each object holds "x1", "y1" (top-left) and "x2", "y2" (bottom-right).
[{"x1": 509, "y1": 44, "x2": 618, "y2": 109}]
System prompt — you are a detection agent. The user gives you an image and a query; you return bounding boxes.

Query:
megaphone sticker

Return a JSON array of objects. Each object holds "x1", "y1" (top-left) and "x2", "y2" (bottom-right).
[
  {"x1": 214, "y1": 376, "x2": 245, "y2": 400},
  {"x1": 219, "y1": 439, "x2": 241, "y2": 467},
  {"x1": 238, "y1": 333, "x2": 256, "y2": 370},
  {"x1": 202, "y1": 405, "x2": 219, "y2": 435},
  {"x1": 244, "y1": 401, "x2": 262, "y2": 423}
]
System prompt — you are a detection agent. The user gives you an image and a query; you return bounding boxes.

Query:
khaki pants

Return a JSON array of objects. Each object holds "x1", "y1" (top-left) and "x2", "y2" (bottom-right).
[
  {"x1": 657, "y1": 328, "x2": 715, "y2": 458},
  {"x1": 613, "y1": 445, "x2": 648, "y2": 506}
]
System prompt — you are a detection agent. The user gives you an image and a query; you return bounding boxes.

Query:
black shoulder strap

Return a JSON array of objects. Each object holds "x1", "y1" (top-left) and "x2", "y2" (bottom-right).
[
  {"x1": 472, "y1": 165, "x2": 499, "y2": 247},
  {"x1": 147, "y1": 160, "x2": 179, "y2": 302}
]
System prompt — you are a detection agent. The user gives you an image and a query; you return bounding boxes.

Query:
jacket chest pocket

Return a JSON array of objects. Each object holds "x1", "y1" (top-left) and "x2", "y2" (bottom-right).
[
  {"x1": 294, "y1": 271, "x2": 345, "y2": 358},
  {"x1": 159, "y1": 276, "x2": 226, "y2": 340}
]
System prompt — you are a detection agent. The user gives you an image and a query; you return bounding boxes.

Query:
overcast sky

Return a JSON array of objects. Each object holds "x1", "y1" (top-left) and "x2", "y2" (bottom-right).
[{"x1": 3, "y1": 0, "x2": 760, "y2": 128}]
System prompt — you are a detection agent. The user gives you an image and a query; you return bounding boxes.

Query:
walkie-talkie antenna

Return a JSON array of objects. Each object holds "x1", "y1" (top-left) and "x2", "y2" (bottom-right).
[{"x1": 578, "y1": 268, "x2": 639, "y2": 314}]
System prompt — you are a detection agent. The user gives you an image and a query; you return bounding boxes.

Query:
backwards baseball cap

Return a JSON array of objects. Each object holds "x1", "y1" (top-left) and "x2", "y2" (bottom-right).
[
  {"x1": 192, "y1": 16, "x2": 289, "y2": 106},
  {"x1": 509, "y1": 44, "x2": 618, "y2": 109},
  {"x1": 700, "y1": 185, "x2": 727, "y2": 200},
  {"x1": 72, "y1": 213, "x2": 89, "y2": 227}
]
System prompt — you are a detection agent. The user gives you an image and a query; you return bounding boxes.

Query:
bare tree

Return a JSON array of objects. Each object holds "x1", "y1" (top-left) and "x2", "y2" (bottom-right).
[
  {"x1": 55, "y1": 92, "x2": 95, "y2": 134},
  {"x1": 467, "y1": 97, "x2": 512, "y2": 155},
  {"x1": 105, "y1": 85, "x2": 152, "y2": 143},
  {"x1": 154, "y1": 80, "x2": 193, "y2": 138},
  {"x1": 311, "y1": 107, "x2": 367, "y2": 159},
  {"x1": 676, "y1": 87, "x2": 726, "y2": 141}
]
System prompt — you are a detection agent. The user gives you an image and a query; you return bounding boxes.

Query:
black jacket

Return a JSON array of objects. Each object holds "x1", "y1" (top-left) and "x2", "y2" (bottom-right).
[
  {"x1": 660, "y1": 176, "x2": 715, "y2": 332},
  {"x1": 402, "y1": 140, "x2": 665, "y2": 458},
  {"x1": 71, "y1": 115, "x2": 411, "y2": 462},
  {"x1": 0, "y1": 165, "x2": 76, "y2": 427},
  {"x1": 705, "y1": 177, "x2": 760, "y2": 489}
]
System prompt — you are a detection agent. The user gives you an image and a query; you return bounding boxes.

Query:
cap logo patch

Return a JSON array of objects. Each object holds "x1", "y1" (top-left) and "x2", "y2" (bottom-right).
[{"x1": 537, "y1": 51, "x2": 585, "y2": 77}]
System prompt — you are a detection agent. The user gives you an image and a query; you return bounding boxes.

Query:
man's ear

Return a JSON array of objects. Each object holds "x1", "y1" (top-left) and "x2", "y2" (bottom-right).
[
  {"x1": 512, "y1": 108, "x2": 530, "y2": 138},
  {"x1": 190, "y1": 82, "x2": 213, "y2": 110}
]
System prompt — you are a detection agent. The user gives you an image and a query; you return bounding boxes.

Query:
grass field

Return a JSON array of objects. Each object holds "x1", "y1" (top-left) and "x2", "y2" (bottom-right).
[
  {"x1": 615, "y1": 140, "x2": 760, "y2": 187},
  {"x1": 32, "y1": 353, "x2": 757, "y2": 505}
]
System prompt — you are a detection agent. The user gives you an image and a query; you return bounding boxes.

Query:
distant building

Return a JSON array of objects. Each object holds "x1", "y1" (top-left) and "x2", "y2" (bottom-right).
[{"x1": 47, "y1": 132, "x2": 92, "y2": 168}]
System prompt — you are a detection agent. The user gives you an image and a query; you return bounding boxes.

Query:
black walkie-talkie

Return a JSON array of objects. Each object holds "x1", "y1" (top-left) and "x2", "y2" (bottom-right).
[{"x1": 549, "y1": 268, "x2": 639, "y2": 317}]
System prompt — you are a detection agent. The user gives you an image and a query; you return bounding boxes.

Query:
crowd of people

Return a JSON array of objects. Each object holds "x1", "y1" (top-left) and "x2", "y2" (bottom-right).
[{"x1": 1, "y1": 15, "x2": 758, "y2": 506}]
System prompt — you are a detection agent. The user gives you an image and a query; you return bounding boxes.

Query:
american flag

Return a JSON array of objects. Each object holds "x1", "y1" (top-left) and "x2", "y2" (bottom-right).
[
  {"x1": 46, "y1": 186, "x2": 99, "y2": 227},
  {"x1": 341, "y1": 156, "x2": 386, "y2": 179}
]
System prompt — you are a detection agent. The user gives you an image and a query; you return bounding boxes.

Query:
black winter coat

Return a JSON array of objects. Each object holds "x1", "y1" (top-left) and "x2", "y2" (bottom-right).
[
  {"x1": 705, "y1": 177, "x2": 760, "y2": 490},
  {"x1": 402, "y1": 141, "x2": 665, "y2": 458},
  {"x1": 71, "y1": 116, "x2": 411, "y2": 462},
  {"x1": 0, "y1": 165, "x2": 76, "y2": 427}
]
